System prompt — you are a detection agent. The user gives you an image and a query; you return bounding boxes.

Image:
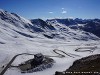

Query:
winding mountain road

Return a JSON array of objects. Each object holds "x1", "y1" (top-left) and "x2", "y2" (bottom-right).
[
  {"x1": 0, "y1": 53, "x2": 35, "y2": 75},
  {"x1": 0, "y1": 46, "x2": 97, "y2": 75}
]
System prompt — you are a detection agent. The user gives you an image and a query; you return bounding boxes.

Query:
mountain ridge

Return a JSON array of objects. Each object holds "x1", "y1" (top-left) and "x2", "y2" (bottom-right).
[
  {"x1": 0, "y1": 9, "x2": 99, "y2": 41},
  {"x1": 46, "y1": 18, "x2": 100, "y2": 38}
]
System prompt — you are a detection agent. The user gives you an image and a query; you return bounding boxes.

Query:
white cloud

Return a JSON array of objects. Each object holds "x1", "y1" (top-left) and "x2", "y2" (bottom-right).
[
  {"x1": 49, "y1": 12, "x2": 53, "y2": 14},
  {"x1": 61, "y1": 10, "x2": 67, "y2": 14},
  {"x1": 62, "y1": 8, "x2": 64, "y2": 10}
]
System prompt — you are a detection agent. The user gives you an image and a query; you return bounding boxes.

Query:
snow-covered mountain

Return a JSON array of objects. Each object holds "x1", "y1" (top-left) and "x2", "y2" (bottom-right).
[
  {"x1": 30, "y1": 19, "x2": 55, "y2": 31},
  {"x1": 46, "y1": 19, "x2": 99, "y2": 40},
  {"x1": 0, "y1": 9, "x2": 100, "y2": 75},
  {"x1": 0, "y1": 9, "x2": 99, "y2": 41},
  {"x1": 0, "y1": 9, "x2": 45, "y2": 41},
  {"x1": 46, "y1": 18, "x2": 100, "y2": 38},
  {"x1": 46, "y1": 18, "x2": 77, "y2": 26},
  {"x1": 74, "y1": 19, "x2": 100, "y2": 37}
]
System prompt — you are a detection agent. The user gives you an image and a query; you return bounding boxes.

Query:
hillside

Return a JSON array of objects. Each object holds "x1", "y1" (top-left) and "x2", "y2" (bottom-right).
[
  {"x1": 55, "y1": 54, "x2": 100, "y2": 75},
  {"x1": 47, "y1": 18, "x2": 100, "y2": 38},
  {"x1": 0, "y1": 9, "x2": 100, "y2": 75}
]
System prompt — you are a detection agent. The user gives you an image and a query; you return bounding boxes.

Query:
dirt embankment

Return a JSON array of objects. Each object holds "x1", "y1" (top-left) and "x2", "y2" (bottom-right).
[{"x1": 55, "y1": 54, "x2": 100, "y2": 75}]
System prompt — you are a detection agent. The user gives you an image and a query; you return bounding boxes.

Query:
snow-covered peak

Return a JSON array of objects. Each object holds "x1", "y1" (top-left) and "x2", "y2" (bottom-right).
[
  {"x1": 0, "y1": 9, "x2": 99, "y2": 41},
  {"x1": 47, "y1": 18, "x2": 77, "y2": 26},
  {"x1": 0, "y1": 9, "x2": 31, "y2": 25},
  {"x1": 0, "y1": 9, "x2": 5, "y2": 13},
  {"x1": 30, "y1": 19, "x2": 55, "y2": 31}
]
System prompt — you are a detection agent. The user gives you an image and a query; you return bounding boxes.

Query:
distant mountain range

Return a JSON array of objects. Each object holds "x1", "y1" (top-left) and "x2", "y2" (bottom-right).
[
  {"x1": 0, "y1": 9, "x2": 99, "y2": 42},
  {"x1": 47, "y1": 18, "x2": 100, "y2": 38}
]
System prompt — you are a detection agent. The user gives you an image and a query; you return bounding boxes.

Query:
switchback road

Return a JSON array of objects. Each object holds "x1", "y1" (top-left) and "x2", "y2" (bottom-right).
[{"x1": 0, "y1": 46, "x2": 97, "y2": 75}]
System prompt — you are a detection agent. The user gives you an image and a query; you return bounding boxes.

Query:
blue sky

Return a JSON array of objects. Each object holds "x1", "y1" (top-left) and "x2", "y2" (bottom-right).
[{"x1": 0, "y1": 0, "x2": 100, "y2": 19}]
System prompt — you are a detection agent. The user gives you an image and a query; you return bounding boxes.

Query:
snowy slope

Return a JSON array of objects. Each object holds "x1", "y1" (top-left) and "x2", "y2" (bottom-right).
[
  {"x1": 0, "y1": 9, "x2": 99, "y2": 41},
  {"x1": 0, "y1": 9, "x2": 100, "y2": 75},
  {"x1": 47, "y1": 18, "x2": 100, "y2": 38},
  {"x1": 46, "y1": 19, "x2": 99, "y2": 40}
]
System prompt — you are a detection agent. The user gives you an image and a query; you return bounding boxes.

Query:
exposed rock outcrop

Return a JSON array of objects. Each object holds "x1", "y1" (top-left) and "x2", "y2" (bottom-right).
[{"x1": 55, "y1": 54, "x2": 100, "y2": 75}]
